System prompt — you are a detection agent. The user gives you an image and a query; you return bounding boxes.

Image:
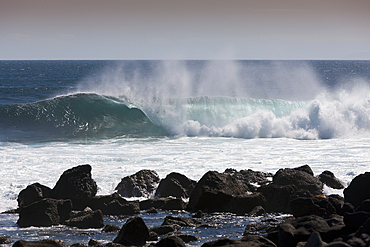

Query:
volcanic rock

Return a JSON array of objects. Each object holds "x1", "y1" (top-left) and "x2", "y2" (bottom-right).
[
  {"x1": 17, "y1": 183, "x2": 52, "y2": 209},
  {"x1": 224, "y1": 168, "x2": 273, "y2": 191},
  {"x1": 52, "y1": 164, "x2": 97, "y2": 209},
  {"x1": 139, "y1": 197, "x2": 187, "y2": 211},
  {"x1": 344, "y1": 172, "x2": 370, "y2": 208},
  {"x1": 113, "y1": 216, "x2": 149, "y2": 246},
  {"x1": 257, "y1": 184, "x2": 297, "y2": 213},
  {"x1": 115, "y1": 169, "x2": 160, "y2": 198},
  {"x1": 154, "y1": 235, "x2": 186, "y2": 247},
  {"x1": 318, "y1": 170, "x2": 345, "y2": 189},
  {"x1": 155, "y1": 172, "x2": 196, "y2": 198},
  {"x1": 13, "y1": 239, "x2": 68, "y2": 247},
  {"x1": 65, "y1": 209, "x2": 104, "y2": 229},
  {"x1": 17, "y1": 198, "x2": 72, "y2": 227},
  {"x1": 89, "y1": 192, "x2": 140, "y2": 215}
]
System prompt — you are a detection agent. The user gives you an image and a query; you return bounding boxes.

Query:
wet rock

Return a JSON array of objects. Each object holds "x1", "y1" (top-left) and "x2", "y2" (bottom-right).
[
  {"x1": 89, "y1": 192, "x2": 140, "y2": 215},
  {"x1": 243, "y1": 223, "x2": 268, "y2": 235},
  {"x1": 226, "y1": 193, "x2": 267, "y2": 215},
  {"x1": 344, "y1": 211, "x2": 370, "y2": 230},
  {"x1": 241, "y1": 234, "x2": 277, "y2": 246},
  {"x1": 154, "y1": 235, "x2": 186, "y2": 247},
  {"x1": 17, "y1": 183, "x2": 52, "y2": 209},
  {"x1": 145, "y1": 207, "x2": 158, "y2": 214},
  {"x1": 296, "y1": 231, "x2": 327, "y2": 247},
  {"x1": 248, "y1": 205, "x2": 266, "y2": 216},
  {"x1": 140, "y1": 197, "x2": 187, "y2": 211},
  {"x1": 356, "y1": 199, "x2": 370, "y2": 213},
  {"x1": 224, "y1": 168, "x2": 273, "y2": 191},
  {"x1": 257, "y1": 184, "x2": 297, "y2": 213},
  {"x1": 115, "y1": 170, "x2": 160, "y2": 198},
  {"x1": 17, "y1": 198, "x2": 72, "y2": 227},
  {"x1": 65, "y1": 209, "x2": 104, "y2": 229},
  {"x1": 52, "y1": 164, "x2": 97, "y2": 210},
  {"x1": 192, "y1": 210, "x2": 205, "y2": 218},
  {"x1": 103, "y1": 224, "x2": 121, "y2": 233},
  {"x1": 344, "y1": 172, "x2": 370, "y2": 208},
  {"x1": 0, "y1": 236, "x2": 11, "y2": 244},
  {"x1": 187, "y1": 171, "x2": 248, "y2": 213},
  {"x1": 161, "y1": 215, "x2": 203, "y2": 227},
  {"x1": 290, "y1": 196, "x2": 336, "y2": 218},
  {"x1": 88, "y1": 239, "x2": 104, "y2": 247},
  {"x1": 150, "y1": 225, "x2": 179, "y2": 235},
  {"x1": 70, "y1": 244, "x2": 88, "y2": 247},
  {"x1": 163, "y1": 232, "x2": 199, "y2": 243},
  {"x1": 318, "y1": 170, "x2": 345, "y2": 189},
  {"x1": 273, "y1": 165, "x2": 323, "y2": 195},
  {"x1": 113, "y1": 216, "x2": 149, "y2": 246},
  {"x1": 155, "y1": 172, "x2": 196, "y2": 198},
  {"x1": 13, "y1": 239, "x2": 68, "y2": 247}
]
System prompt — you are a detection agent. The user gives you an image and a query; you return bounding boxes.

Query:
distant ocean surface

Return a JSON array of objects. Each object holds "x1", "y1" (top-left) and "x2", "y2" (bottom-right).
[{"x1": 1, "y1": 60, "x2": 370, "y2": 245}]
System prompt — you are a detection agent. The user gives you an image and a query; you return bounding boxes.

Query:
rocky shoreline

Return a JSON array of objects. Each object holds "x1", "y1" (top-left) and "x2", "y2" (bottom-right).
[{"x1": 1, "y1": 164, "x2": 370, "y2": 247}]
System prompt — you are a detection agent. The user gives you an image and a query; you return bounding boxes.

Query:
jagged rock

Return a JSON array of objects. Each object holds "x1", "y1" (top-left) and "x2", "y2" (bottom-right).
[
  {"x1": 248, "y1": 206, "x2": 265, "y2": 216},
  {"x1": 318, "y1": 170, "x2": 345, "y2": 189},
  {"x1": 103, "y1": 224, "x2": 121, "y2": 233},
  {"x1": 88, "y1": 239, "x2": 104, "y2": 247},
  {"x1": 113, "y1": 216, "x2": 149, "y2": 246},
  {"x1": 257, "y1": 184, "x2": 297, "y2": 213},
  {"x1": 155, "y1": 172, "x2": 196, "y2": 198},
  {"x1": 17, "y1": 198, "x2": 72, "y2": 227},
  {"x1": 52, "y1": 164, "x2": 97, "y2": 210},
  {"x1": 17, "y1": 183, "x2": 52, "y2": 209},
  {"x1": 344, "y1": 172, "x2": 370, "y2": 208},
  {"x1": 187, "y1": 171, "x2": 248, "y2": 213},
  {"x1": 115, "y1": 170, "x2": 160, "y2": 198},
  {"x1": 161, "y1": 215, "x2": 203, "y2": 227},
  {"x1": 290, "y1": 196, "x2": 336, "y2": 218},
  {"x1": 65, "y1": 209, "x2": 104, "y2": 229},
  {"x1": 273, "y1": 165, "x2": 323, "y2": 195},
  {"x1": 89, "y1": 193, "x2": 140, "y2": 215},
  {"x1": 13, "y1": 239, "x2": 68, "y2": 247},
  {"x1": 224, "y1": 168, "x2": 273, "y2": 191},
  {"x1": 0, "y1": 236, "x2": 11, "y2": 244},
  {"x1": 154, "y1": 235, "x2": 186, "y2": 247},
  {"x1": 140, "y1": 197, "x2": 187, "y2": 211}
]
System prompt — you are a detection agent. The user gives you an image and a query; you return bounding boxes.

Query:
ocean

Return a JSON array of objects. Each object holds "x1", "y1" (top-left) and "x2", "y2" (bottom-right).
[{"x1": 1, "y1": 60, "x2": 370, "y2": 245}]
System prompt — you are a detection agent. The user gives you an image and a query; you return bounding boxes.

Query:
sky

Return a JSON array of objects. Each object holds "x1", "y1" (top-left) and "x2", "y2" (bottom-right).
[{"x1": 1, "y1": 0, "x2": 370, "y2": 60}]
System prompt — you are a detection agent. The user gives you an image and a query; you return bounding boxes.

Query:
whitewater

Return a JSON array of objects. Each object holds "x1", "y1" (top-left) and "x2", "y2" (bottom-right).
[{"x1": 1, "y1": 60, "x2": 370, "y2": 245}]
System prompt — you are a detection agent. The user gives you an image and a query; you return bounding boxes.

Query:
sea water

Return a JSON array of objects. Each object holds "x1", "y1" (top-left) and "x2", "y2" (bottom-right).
[{"x1": 1, "y1": 60, "x2": 370, "y2": 245}]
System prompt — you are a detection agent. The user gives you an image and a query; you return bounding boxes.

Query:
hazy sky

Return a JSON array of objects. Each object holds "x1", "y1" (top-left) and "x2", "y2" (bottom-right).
[{"x1": 1, "y1": 0, "x2": 370, "y2": 60}]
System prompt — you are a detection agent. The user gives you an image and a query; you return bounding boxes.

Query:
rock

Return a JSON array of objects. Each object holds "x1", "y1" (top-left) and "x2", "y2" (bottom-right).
[
  {"x1": 248, "y1": 205, "x2": 265, "y2": 216},
  {"x1": 297, "y1": 231, "x2": 327, "y2": 247},
  {"x1": 224, "y1": 168, "x2": 273, "y2": 191},
  {"x1": 139, "y1": 197, "x2": 187, "y2": 211},
  {"x1": 17, "y1": 198, "x2": 72, "y2": 227},
  {"x1": 13, "y1": 239, "x2": 68, "y2": 247},
  {"x1": 103, "y1": 224, "x2": 121, "y2": 233},
  {"x1": 155, "y1": 235, "x2": 186, "y2": 247},
  {"x1": 241, "y1": 234, "x2": 277, "y2": 246},
  {"x1": 328, "y1": 194, "x2": 345, "y2": 215},
  {"x1": 0, "y1": 236, "x2": 11, "y2": 244},
  {"x1": 89, "y1": 193, "x2": 140, "y2": 215},
  {"x1": 344, "y1": 211, "x2": 370, "y2": 230},
  {"x1": 187, "y1": 171, "x2": 248, "y2": 213},
  {"x1": 344, "y1": 172, "x2": 370, "y2": 208},
  {"x1": 148, "y1": 231, "x2": 158, "y2": 241},
  {"x1": 115, "y1": 170, "x2": 160, "y2": 198},
  {"x1": 356, "y1": 199, "x2": 370, "y2": 213},
  {"x1": 201, "y1": 238, "x2": 249, "y2": 247},
  {"x1": 17, "y1": 183, "x2": 52, "y2": 209},
  {"x1": 162, "y1": 215, "x2": 203, "y2": 227},
  {"x1": 146, "y1": 207, "x2": 158, "y2": 214},
  {"x1": 65, "y1": 209, "x2": 104, "y2": 229},
  {"x1": 150, "y1": 225, "x2": 179, "y2": 235},
  {"x1": 226, "y1": 193, "x2": 267, "y2": 215},
  {"x1": 192, "y1": 210, "x2": 205, "y2": 218},
  {"x1": 290, "y1": 196, "x2": 336, "y2": 218},
  {"x1": 162, "y1": 232, "x2": 199, "y2": 243},
  {"x1": 88, "y1": 239, "x2": 104, "y2": 247},
  {"x1": 113, "y1": 216, "x2": 149, "y2": 246},
  {"x1": 273, "y1": 165, "x2": 323, "y2": 195},
  {"x1": 155, "y1": 172, "x2": 196, "y2": 198},
  {"x1": 52, "y1": 164, "x2": 97, "y2": 210},
  {"x1": 243, "y1": 223, "x2": 268, "y2": 235},
  {"x1": 257, "y1": 184, "x2": 297, "y2": 213},
  {"x1": 70, "y1": 244, "x2": 88, "y2": 247},
  {"x1": 318, "y1": 171, "x2": 345, "y2": 189}
]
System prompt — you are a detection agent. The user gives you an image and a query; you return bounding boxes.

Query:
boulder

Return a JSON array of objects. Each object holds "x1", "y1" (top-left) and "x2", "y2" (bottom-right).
[
  {"x1": 344, "y1": 211, "x2": 370, "y2": 230},
  {"x1": 241, "y1": 234, "x2": 277, "y2": 247},
  {"x1": 356, "y1": 199, "x2": 370, "y2": 213},
  {"x1": 257, "y1": 184, "x2": 297, "y2": 213},
  {"x1": 154, "y1": 235, "x2": 186, "y2": 247},
  {"x1": 89, "y1": 193, "x2": 140, "y2": 215},
  {"x1": 52, "y1": 164, "x2": 97, "y2": 210},
  {"x1": 139, "y1": 197, "x2": 187, "y2": 211},
  {"x1": 273, "y1": 166, "x2": 323, "y2": 195},
  {"x1": 113, "y1": 216, "x2": 149, "y2": 246},
  {"x1": 17, "y1": 198, "x2": 72, "y2": 227},
  {"x1": 65, "y1": 209, "x2": 104, "y2": 229},
  {"x1": 88, "y1": 239, "x2": 104, "y2": 247},
  {"x1": 187, "y1": 171, "x2": 248, "y2": 213},
  {"x1": 115, "y1": 170, "x2": 160, "y2": 198},
  {"x1": 13, "y1": 239, "x2": 68, "y2": 247},
  {"x1": 318, "y1": 171, "x2": 345, "y2": 189},
  {"x1": 103, "y1": 224, "x2": 121, "y2": 233},
  {"x1": 290, "y1": 196, "x2": 336, "y2": 218},
  {"x1": 344, "y1": 172, "x2": 370, "y2": 208},
  {"x1": 163, "y1": 233, "x2": 199, "y2": 243},
  {"x1": 155, "y1": 172, "x2": 196, "y2": 198},
  {"x1": 201, "y1": 238, "x2": 250, "y2": 247},
  {"x1": 150, "y1": 225, "x2": 179, "y2": 235},
  {"x1": 224, "y1": 168, "x2": 273, "y2": 191},
  {"x1": 17, "y1": 183, "x2": 52, "y2": 209},
  {"x1": 162, "y1": 215, "x2": 203, "y2": 228},
  {"x1": 226, "y1": 193, "x2": 267, "y2": 215}
]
